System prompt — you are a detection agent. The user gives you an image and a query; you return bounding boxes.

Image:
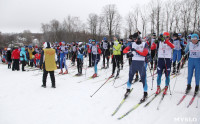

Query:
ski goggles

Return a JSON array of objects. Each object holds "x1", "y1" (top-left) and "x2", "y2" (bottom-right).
[{"x1": 191, "y1": 37, "x2": 198, "y2": 40}]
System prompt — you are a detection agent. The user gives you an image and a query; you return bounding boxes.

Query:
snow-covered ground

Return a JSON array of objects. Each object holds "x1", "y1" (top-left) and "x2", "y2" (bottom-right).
[{"x1": 0, "y1": 58, "x2": 199, "y2": 124}]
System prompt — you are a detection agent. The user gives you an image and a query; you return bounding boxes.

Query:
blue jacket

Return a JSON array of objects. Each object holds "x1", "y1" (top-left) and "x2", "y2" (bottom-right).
[{"x1": 20, "y1": 47, "x2": 27, "y2": 61}]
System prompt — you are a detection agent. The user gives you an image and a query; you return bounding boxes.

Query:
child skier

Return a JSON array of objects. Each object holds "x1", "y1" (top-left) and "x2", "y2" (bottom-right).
[
  {"x1": 185, "y1": 34, "x2": 200, "y2": 95},
  {"x1": 59, "y1": 41, "x2": 68, "y2": 74},
  {"x1": 76, "y1": 42, "x2": 85, "y2": 76},
  {"x1": 35, "y1": 51, "x2": 41, "y2": 68},
  {"x1": 123, "y1": 33, "x2": 149, "y2": 102},
  {"x1": 91, "y1": 40, "x2": 101, "y2": 78},
  {"x1": 20, "y1": 47, "x2": 27, "y2": 71},
  {"x1": 151, "y1": 32, "x2": 175, "y2": 95}
]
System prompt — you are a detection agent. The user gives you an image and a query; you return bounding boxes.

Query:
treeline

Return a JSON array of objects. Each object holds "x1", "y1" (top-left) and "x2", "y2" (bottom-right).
[{"x1": 0, "y1": 0, "x2": 199, "y2": 48}]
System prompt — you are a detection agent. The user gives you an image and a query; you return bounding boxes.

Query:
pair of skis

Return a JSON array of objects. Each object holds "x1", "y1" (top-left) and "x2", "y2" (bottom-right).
[
  {"x1": 113, "y1": 88, "x2": 166, "y2": 120},
  {"x1": 177, "y1": 91, "x2": 199, "y2": 108}
]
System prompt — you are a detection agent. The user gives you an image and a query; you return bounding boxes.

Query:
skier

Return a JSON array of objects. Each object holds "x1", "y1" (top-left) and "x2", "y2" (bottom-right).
[
  {"x1": 185, "y1": 34, "x2": 200, "y2": 95},
  {"x1": 40, "y1": 42, "x2": 57, "y2": 88},
  {"x1": 20, "y1": 47, "x2": 27, "y2": 71},
  {"x1": 101, "y1": 37, "x2": 110, "y2": 69},
  {"x1": 151, "y1": 32, "x2": 175, "y2": 95},
  {"x1": 76, "y1": 42, "x2": 85, "y2": 76},
  {"x1": 126, "y1": 35, "x2": 133, "y2": 66},
  {"x1": 87, "y1": 40, "x2": 93, "y2": 67},
  {"x1": 59, "y1": 41, "x2": 68, "y2": 74},
  {"x1": 110, "y1": 35, "x2": 121, "y2": 79},
  {"x1": 11, "y1": 46, "x2": 20, "y2": 71},
  {"x1": 119, "y1": 39, "x2": 125, "y2": 70},
  {"x1": 172, "y1": 33, "x2": 185, "y2": 74},
  {"x1": 150, "y1": 33, "x2": 157, "y2": 70},
  {"x1": 35, "y1": 51, "x2": 41, "y2": 68},
  {"x1": 123, "y1": 32, "x2": 149, "y2": 102},
  {"x1": 6, "y1": 48, "x2": 12, "y2": 69},
  {"x1": 71, "y1": 42, "x2": 77, "y2": 66},
  {"x1": 181, "y1": 34, "x2": 192, "y2": 68},
  {"x1": 91, "y1": 39, "x2": 101, "y2": 78}
]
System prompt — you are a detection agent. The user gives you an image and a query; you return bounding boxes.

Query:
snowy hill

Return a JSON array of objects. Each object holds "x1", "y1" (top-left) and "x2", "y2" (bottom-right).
[{"x1": 0, "y1": 58, "x2": 199, "y2": 124}]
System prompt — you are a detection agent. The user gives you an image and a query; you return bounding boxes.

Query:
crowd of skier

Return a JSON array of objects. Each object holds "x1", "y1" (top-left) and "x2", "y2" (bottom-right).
[{"x1": 0, "y1": 31, "x2": 199, "y2": 104}]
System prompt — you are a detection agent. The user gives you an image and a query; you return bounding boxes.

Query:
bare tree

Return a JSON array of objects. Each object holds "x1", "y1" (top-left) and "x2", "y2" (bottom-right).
[
  {"x1": 97, "y1": 16, "x2": 105, "y2": 41},
  {"x1": 140, "y1": 7, "x2": 148, "y2": 37},
  {"x1": 87, "y1": 13, "x2": 98, "y2": 39},
  {"x1": 192, "y1": 0, "x2": 200, "y2": 33},
  {"x1": 102, "y1": 4, "x2": 121, "y2": 40},
  {"x1": 126, "y1": 12, "x2": 135, "y2": 35}
]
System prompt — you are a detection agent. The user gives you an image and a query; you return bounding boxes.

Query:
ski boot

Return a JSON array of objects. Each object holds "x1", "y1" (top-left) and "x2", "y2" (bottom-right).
[
  {"x1": 59, "y1": 70, "x2": 63, "y2": 74},
  {"x1": 140, "y1": 92, "x2": 148, "y2": 103},
  {"x1": 75, "y1": 73, "x2": 82, "y2": 76},
  {"x1": 163, "y1": 86, "x2": 168, "y2": 95},
  {"x1": 92, "y1": 73, "x2": 97, "y2": 78},
  {"x1": 51, "y1": 85, "x2": 56, "y2": 88},
  {"x1": 185, "y1": 84, "x2": 191, "y2": 94},
  {"x1": 156, "y1": 86, "x2": 161, "y2": 95},
  {"x1": 124, "y1": 89, "x2": 131, "y2": 98},
  {"x1": 63, "y1": 70, "x2": 68, "y2": 74},
  {"x1": 115, "y1": 69, "x2": 120, "y2": 79},
  {"x1": 195, "y1": 85, "x2": 199, "y2": 95},
  {"x1": 41, "y1": 85, "x2": 46, "y2": 88},
  {"x1": 110, "y1": 74, "x2": 114, "y2": 78}
]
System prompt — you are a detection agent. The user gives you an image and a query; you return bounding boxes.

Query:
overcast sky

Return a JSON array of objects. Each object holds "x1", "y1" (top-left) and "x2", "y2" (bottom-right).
[{"x1": 0, "y1": 0, "x2": 151, "y2": 33}]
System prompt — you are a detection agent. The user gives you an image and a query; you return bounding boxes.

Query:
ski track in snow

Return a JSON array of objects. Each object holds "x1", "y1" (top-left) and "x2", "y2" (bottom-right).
[{"x1": 0, "y1": 58, "x2": 199, "y2": 124}]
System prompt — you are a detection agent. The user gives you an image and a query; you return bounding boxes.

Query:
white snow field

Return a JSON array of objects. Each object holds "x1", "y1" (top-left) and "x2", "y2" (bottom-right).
[{"x1": 0, "y1": 58, "x2": 199, "y2": 124}]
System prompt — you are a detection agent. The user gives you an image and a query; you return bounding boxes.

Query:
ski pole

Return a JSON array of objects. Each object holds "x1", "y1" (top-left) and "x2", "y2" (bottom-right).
[
  {"x1": 171, "y1": 52, "x2": 189, "y2": 97},
  {"x1": 168, "y1": 84, "x2": 172, "y2": 95},
  {"x1": 85, "y1": 54, "x2": 88, "y2": 78},
  {"x1": 196, "y1": 93, "x2": 199, "y2": 108},
  {"x1": 90, "y1": 76, "x2": 111, "y2": 97},
  {"x1": 147, "y1": 62, "x2": 153, "y2": 90}
]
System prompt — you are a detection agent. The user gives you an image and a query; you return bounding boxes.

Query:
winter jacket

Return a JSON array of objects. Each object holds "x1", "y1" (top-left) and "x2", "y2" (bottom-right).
[
  {"x1": 113, "y1": 40, "x2": 121, "y2": 55},
  {"x1": 20, "y1": 47, "x2": 27, "y2": 61},
  {"x1": 28, "y1": 48, "x2": 34, "y2": 59},
  {"x1": 35, "y1": 53, "x2": 41, "y2": 60},
  {"x1": 6, "y1": 50, "x2": 12, "y2": 62},
  {"x1": 12, "y1": 49, "x2": 20, "y2": 59},
  {"x1": 77, "y1": 47, "x2": 84, "y2": 60}
]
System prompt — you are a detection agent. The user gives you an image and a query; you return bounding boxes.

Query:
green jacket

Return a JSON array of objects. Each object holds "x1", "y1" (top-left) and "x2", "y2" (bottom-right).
[{"x1": 113, "y1": 40, "x2": 121, "y2": 55}]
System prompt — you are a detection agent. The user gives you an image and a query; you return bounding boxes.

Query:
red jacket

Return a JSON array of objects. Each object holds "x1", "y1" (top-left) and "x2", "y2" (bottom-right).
[
  {"x1": 87, "y1": 44, "x2": 92, "y2": 53},
  {"x1": 35, "y1": 53, "x2": 41, "y2": 60},
  {"x1": 12, "y1": 49, "x2": 20, "y2": 59}
]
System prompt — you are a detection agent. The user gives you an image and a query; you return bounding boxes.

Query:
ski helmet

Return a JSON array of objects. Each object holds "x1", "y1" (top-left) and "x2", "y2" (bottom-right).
[
  {"x1": 163, "y1": 32, "x2": 170, "y2": 37},
  {"x1": 191, "y1": 34, "x2": 199, "y2": 40}
]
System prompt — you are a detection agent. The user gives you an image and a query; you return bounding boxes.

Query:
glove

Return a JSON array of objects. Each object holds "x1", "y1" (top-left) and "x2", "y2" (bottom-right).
[
  {"x1": 128, "y1": 51, "x2": 133, "y2": 58},
  {"x1": 131, "y1": 48, "x2": 136, "y2": 51}
]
